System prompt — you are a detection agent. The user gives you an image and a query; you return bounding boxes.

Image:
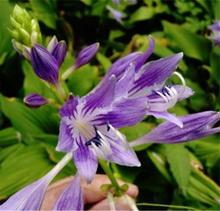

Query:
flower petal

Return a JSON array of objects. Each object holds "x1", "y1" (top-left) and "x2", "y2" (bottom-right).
[
  {"x1": 130, "y1": 111, "x2": 220, "y2": 146},
  {"x1": 0, "y1": 172, "x2": 54, "y2": 210},
  {"x1": 53, "y1": 174, "x2": 84, "y2": 211},
  {"x1": 73, "y1": 140, "x2": 98, "y2": 183},
  {"x1": 30, "y1": 44, "x2": 59, "y2": 84},
  {"x1": 47, "y1": 36, "x2": 58, "y2": 52},
  {"x1": 101, "y1": 126, "x2": 140, "y2": 166},
  {"x1": 60, "y1": 95, "x2": 79, "y2": 118},
  {"x1": 135, "y1": 36, "x2": 155, "y2": 71},
  {"x1": 56, "y1": 121, "x2": 76, "y2": 153},
  {"x1": 51, "y1": 41, "x2": 67, "y2": 67},
  {"x1": 129, "y1": 53, "x2": 183, "y2": 97},
  {"x1": 83, "y1": 75, "x2": 116, "y2": 112},
  {"x1": 146, "y1": 85, "x2": 193, "y2": 112},
  {"x1": 147, "y1": 111, "x2": 183, "y2": 128},
  {"x1": 95, "y1": 97, "x2": 148, "y2": 128}
]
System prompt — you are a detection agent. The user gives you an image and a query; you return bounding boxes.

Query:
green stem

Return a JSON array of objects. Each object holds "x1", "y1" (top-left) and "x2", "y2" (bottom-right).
[
  {"x1": 136, "y1": 202, "x2": 197, "y2": 210},
  {"x1": 62, "y1": 65, "x2": 76, "y2": 80},
  {"x1": 99, "y1": 159, "x2": 121, "y2": 195}
]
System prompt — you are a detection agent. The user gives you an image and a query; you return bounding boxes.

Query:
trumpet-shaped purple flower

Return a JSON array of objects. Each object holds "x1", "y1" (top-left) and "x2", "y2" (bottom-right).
[
  {"x1": 53, "y1": 174, "x2": 84, "y2": 211},
  {"x1": 0, "y1": 153, "x2": 72, "y2": 210},
  {"x1": 30, "y1": 37, "x2": 67, "y2": 84},
  {"x1": 23, "y1": 93, "x2": 48, "y2": 107},
  {"x1": 57, "y1": 38, "x2": 192, "y2": 182},
  {"x1": 130, "y1": 111, "x2": 220, "y2": 146},
  {"x1": 208, "y1": 21, "x2": 220, "y2": 46}
]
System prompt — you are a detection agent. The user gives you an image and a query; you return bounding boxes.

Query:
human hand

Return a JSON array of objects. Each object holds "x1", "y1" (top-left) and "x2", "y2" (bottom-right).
[{"x1": 41, "y1": 174, "x2": 138, "y2": 210}]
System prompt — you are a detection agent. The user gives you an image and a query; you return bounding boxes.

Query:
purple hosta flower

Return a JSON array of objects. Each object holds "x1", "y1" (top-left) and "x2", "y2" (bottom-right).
[
  {"x1": 106, "y1": 5, "x2": 126, "y2": 24},
  {"x1": 208, "y1": 21, "x2": 220, "y2": 46},
  {"x1": 130, "y1": 111, "x2": 220, "y2": 147},
  {"x1": 75, "y1": 42, "x2": 100, "y2": 69},
  {"x1": 23, "y1": 93, "x2": 48, "y2": 108},
  {"x1": 30, "y1": 36, "x2": 67, "y2": 84},
  {"x1": 0, "y1": 153, "x2": 72, "y2": 210},
  {"x1": 53, "y1": 174, "x2": 84, "y2": 211},
  {"x1": 0, "y1": 171, "x2": 53, "y2": 210},
  {"x1": 57, "y1": 37, "x2": 192, "y2": 182}
]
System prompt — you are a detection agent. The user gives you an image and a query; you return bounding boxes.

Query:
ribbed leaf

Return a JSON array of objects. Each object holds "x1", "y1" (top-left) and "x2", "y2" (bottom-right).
[
  {"x1": 163, "y1": 21, "x2": 211, "y2": 62},
  {"x1": 165, "y1": 144, "x2": 191, "y2": 190}
]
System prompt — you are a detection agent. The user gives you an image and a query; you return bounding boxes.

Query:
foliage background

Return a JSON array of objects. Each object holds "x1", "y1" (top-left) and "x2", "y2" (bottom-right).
[{"x1": 0, "y1": 0, "x2": 220, "y2": 209}]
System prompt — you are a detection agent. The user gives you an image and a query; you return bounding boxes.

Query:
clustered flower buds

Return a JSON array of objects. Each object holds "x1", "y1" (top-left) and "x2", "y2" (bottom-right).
[{"x1": 9, "y1": 5, "x2": 42, "y2": 58}]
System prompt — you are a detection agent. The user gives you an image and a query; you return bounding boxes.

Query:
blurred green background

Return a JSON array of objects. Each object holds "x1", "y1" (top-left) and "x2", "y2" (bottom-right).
[{"x1": 0, "y1": 0, "x2": 220, "y2": 209}]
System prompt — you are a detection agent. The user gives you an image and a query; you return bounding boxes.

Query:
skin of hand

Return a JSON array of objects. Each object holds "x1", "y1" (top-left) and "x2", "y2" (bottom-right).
[{"x1": 41, "y1": 174, "x2": 139, "y2": 210}]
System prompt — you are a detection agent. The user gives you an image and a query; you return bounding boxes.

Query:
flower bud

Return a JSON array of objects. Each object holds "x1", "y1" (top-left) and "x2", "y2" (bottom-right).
[
  {"x1": 10, "y1": 4, "x2": 42, "y2": 56},
  {"x1": 24, "y1": 93, "x2": 48, "y2": 108},
  {"x1": 75, "y1": 42, "x2": 99, "y2": 69},
  {"x1": 30, "y1": 44, "x2": 59, "y2": 84}
]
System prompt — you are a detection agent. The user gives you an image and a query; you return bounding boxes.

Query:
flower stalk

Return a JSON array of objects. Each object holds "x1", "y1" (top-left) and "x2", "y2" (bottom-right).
[{"x1": 99, "y1": 159, "x2": 122, "y2": 196}]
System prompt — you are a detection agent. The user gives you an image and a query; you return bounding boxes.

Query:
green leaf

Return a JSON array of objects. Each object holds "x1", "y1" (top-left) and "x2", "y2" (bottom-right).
[
  {"x1": 0, "y1": 144, "x2": 53, "y2": 199},
  {"x1": 0, "y1": 95, "x2": 58, "y2": 138},
  {"x1": 0, "y1": 127, "x2": 21, "y2": 147},
  {"x1": 30, "y1": 0, "x2": 57, "y2": 29},
  {"x1": 0, "y1": 0, "x2": 13, "y2": 63},
  {"x1": 211, "y1": 0, "x2": 220, "y2": 19},
  {"x1": 210, "y1": 47, "x2": 220, "y2": 85},
  {"x1": 163, "y1": 21, "x2": 211, "y2": 61},
  {"x1": 130, "y1": 7, "x2": 154, "y2": 23},
  {"x1": 96, "y1": 53, "x2": 112, "y2": 72},
  {"x1": 147, "y1": 150, "x2": 172, "y2": 182},
  {"x1": 165, "y1": 144, "x2": 191, "y2": 190},
  {"x1": 187, "y1": 136, "x2": 220, "y2": 170},
  {"x1": 67, "y1": 64, "x2": 99, "y2": 96},
  {"x1": 121, "y1": 122, "x2": 153, "y2": 151}
]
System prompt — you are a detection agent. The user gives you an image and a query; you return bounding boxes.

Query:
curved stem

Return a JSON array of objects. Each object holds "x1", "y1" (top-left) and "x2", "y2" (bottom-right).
[
  {"x1": 136, "y1": 202, "x2": 197, "y2": 210},
  {"x1": 99, "y1": 159, "x2": 122, "y2": 196},
  {"x1": 62, "y1": 65, "x2": 76, "y2": 80}
]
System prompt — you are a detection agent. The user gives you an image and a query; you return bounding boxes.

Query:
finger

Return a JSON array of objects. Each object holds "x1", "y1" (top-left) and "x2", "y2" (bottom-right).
[
  {"x1": 83, "y1": 174, "x2": 138, "y2": 204},
  {"x1": 41, "y1": 174, "x2": 138, "y2": 210},
  {"x1": 87, "y1": 196, "x2": 133, "y2": 211}
]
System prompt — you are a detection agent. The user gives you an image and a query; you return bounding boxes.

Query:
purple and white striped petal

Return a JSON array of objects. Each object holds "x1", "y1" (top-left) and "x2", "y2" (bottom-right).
[
  {"x1": 103, "y1": 126, "x2": 141, "y2": 166},
  {"x1": 83, "y1": 75, "x2": 116, "y2": 111},
  {"x1": 56, "y1": 121, "x2": 76, "y2": 153},
  {"x1": 130, "y1": 111, "x2": 220, "y2": 146},
  {"x1": 53, "y1": 174, "x2": 84, "y2": 211},
  {"x1": 146, "y1": 85, "x2": 193, "y2": 112},
  {"x1": 0, "y1": 179, "x2": 48, "y2": 210},
  {"x1": 129, "y1": 52, "x2": 183, "y2": 97},
  {"x1": 30, "y1": 44, "x2": 59, "y2": 84},
  {"x1": 134, "y1": 36, "x2": 155, "y2": 71},
  {"x1": 23, "y1": 93, "x2": 48, "y2": 108},
  {"x1": 60, "y1": 95, "x2": 79, "y2": 118},
  {"x1": 105, "y1": 52, "x2": 141, "y2": 80},
  {"x1": 47, "y1": 36, "x2": 58, "y2": 53},
  {"x1": 75, "y1": 43, "x2": 100, "y2": 69},
  {"x1": 95, "y1": 97, "x2": 148, "y2": 128},
  {"x1": 73, "y1": 140, "x2": 98, "y2": 183}
]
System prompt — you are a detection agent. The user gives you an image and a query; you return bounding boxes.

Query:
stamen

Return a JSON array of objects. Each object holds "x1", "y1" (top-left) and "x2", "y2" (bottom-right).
[
  {"x1": 173, "y1": 71, "x2": 186, "y2": 86},
  {"x1": 86, "y1": 128, "x2": 112, "y2": 158},
  {"x1": 155, "y1": 91, "x2": 169, "y2": 103}
]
